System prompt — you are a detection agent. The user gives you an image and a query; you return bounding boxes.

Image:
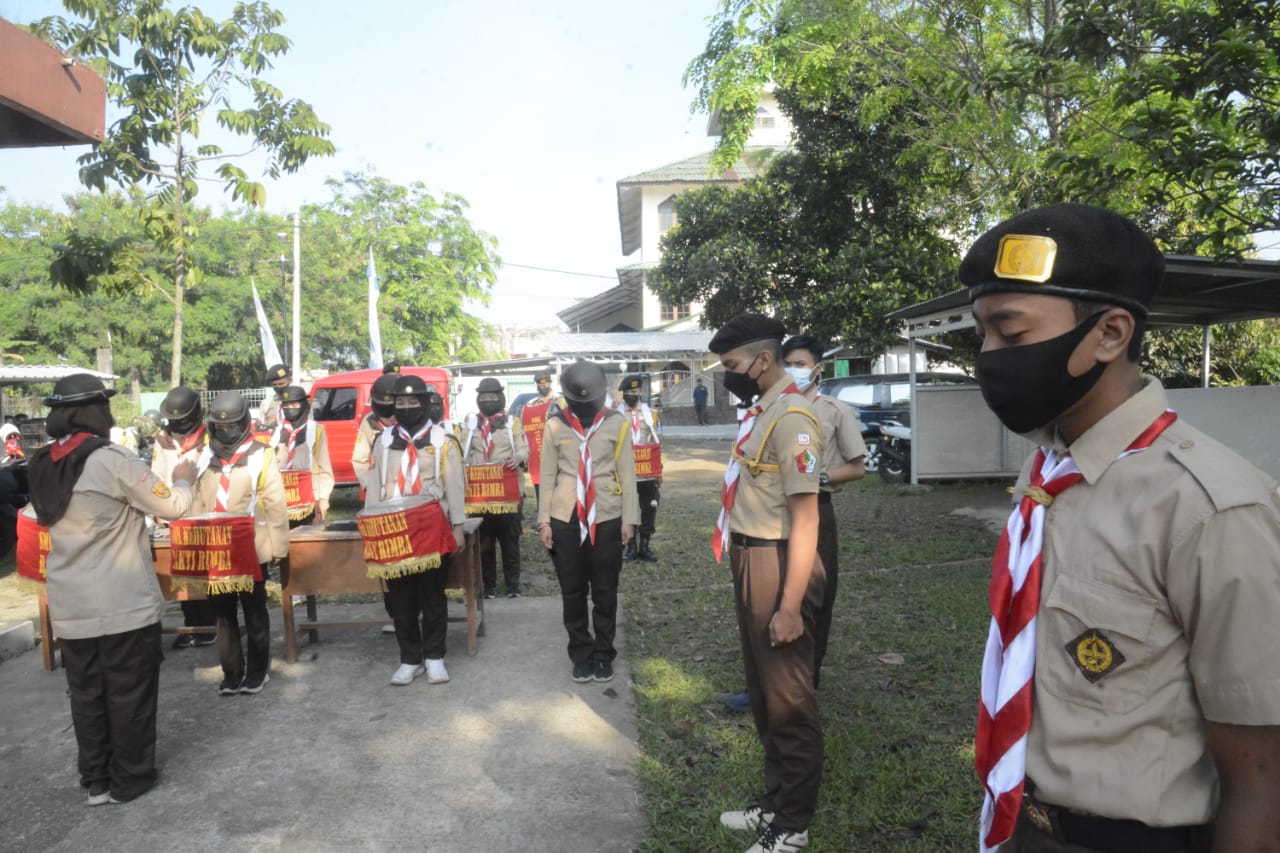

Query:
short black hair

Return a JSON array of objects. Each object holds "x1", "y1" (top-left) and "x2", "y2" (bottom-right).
[
  {"x1": 781, "y1": 335, "x2": 825, "y2": 361},
  {"x1": 1070, "y1": 300, "x2": 1144, "y2": 362}
]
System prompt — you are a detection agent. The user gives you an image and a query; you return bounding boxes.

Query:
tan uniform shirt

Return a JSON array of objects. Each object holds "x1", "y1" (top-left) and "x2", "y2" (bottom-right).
[
  {"x1": 1017, "y1": 378, "x2": 1280, "y2": 825},
  {"x1": 806, "y1": 387, "x2": 867, "y2": 493},
  {"x1": 270, "y1": 419, "x2": 335, "y2": 502},
  {"x1": 353, "y1": 414, "x2": 392, "y2": 494},
  {"x1": 45, "y1": 444, "x2": 195, "y2": 639},
  {"x1": 151, "y1": 427, "x2": 207, "y2": 484},
  {"x1": 192, "y1": 444, "x2": 290, "y2": 565},
  {"x1": 537, "y1": 409, "x2": 640, "y2": 527},
  {"x1": 461, "y1": 414, "x2": 530, "y2": 468},
  {"x1": 728, "y1": 376, "x2": 822, "y2": 540},
  {"x1": 370, "y1": 427, "x2": 468, "y2": 526},
  {"x1": 260, "y1": 394, "x2": 283, "y2": 429}
]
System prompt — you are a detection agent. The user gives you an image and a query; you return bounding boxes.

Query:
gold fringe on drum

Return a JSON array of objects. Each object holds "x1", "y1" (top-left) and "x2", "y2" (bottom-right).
[
  {"x1": 287, "y1": 503, "x2": 316, "y2": 521},
  {"x1": 365, "y1": 552, "x2": 443, "y2": 580},
  {"x1": 464, "y1": 500, "x2": 520, "y2": 515}
]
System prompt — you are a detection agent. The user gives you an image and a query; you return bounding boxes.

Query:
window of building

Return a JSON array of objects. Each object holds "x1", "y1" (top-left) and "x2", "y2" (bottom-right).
[
  {"x1": 660, "y1": 301, "x2": 691, "y2": 322},
  {"x1": 755, "y1": 107, "x2": 776, "y2": 129},
  {"x1": 658, "y1": 195, "x2": 678, "y2": 232}
]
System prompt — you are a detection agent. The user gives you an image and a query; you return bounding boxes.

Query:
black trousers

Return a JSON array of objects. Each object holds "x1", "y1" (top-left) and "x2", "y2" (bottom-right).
[
  {"x1": 695, "y1": 402, "x2": 708, "y2": 425},
  {"x1": 60, "y1": 622, "x2": 163, "y2": 801},
  {"x1": 179, "y1": 599, "x2": 217, "y2": 634},
  {"x1": 386, "y1": 560, "x2": 449, "y2": 664},
  {"x1": 550, "y1": 517, "x2": 622, "y2": 665},
  {"x1": 479, "y1": 512, "x2": 522, "y2": 590},
  {"x1": 636, "y1": 480, "x2": 660, "y2": 537},
  {"x1": 813, "y1": 494, "x2": 838, "y2": 688},
  {"x1": 732, "y1": 541, "x2": 825, "y2": 832},
  {"x1": 210, "y1": 579, "x2": 270, "y2": 681}
]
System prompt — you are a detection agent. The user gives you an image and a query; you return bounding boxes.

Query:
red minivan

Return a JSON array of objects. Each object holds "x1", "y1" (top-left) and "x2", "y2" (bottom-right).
[{"x1": 309, "y1": 366, "x2": 452, "y2": 486}]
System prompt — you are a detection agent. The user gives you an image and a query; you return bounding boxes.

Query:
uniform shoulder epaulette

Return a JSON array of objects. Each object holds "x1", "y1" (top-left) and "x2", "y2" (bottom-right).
[
  {"x1": 780, "y1": 404, "x2": 821, "y2": 429},
  {"x1": 1166, "y1": 421, "x2": 1277, "y2": 513}
]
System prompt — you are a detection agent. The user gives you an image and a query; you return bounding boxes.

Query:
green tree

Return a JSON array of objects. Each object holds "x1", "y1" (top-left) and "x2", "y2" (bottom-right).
[{"x1": 32, "y1": 0, "x2": 335, "y2": 386}]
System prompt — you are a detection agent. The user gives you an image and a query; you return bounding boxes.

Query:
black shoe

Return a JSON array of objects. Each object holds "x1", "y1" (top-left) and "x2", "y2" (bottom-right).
[
  {"x1": 592, "y1": 660, "x2": 614, "y2": 683},
  {"x1": 240, "y1": 672, "x2": 270, "y2": 694},
  {"x1": 218, "y1": 676, "x2": 243, "y2": 696},
  {"x1": 172, "y1": 633, "x2": 195, "y2": 650},
  {"x1": 623, "y1": 542, "x2": 637, "y2": 562},
  {"x1": 638, "y1": 535, "x2": 658, "y2": 562},
  {"x1": 86, "y1": 781, "x2": 111, "y2": 806},
  {"x1": 571, "y1": 662, "x2": 593, "y2": 683},
  {"x1": 483, "y1": 587, "x2": 497, "y2": 600},
  {"x1": 193, "y1": 632, "x2": 217, "y2": 647},
  {"x1": 506, "y1": 589, "x2": 521, "y2": 598}
]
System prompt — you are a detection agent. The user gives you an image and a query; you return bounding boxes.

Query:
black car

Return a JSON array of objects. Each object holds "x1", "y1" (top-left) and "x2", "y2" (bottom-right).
[{"x1": 817, "y1": 372, "x2": 976, "y2": 472}]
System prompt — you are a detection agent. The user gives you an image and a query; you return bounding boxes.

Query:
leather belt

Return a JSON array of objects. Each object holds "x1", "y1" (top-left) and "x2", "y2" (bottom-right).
[
  {"x1": 1022, "y1": 791, "x2": 1204, "y2": 853},
  {"x1": 729, "y1": 533, "x2": 785, "y2": 548}
]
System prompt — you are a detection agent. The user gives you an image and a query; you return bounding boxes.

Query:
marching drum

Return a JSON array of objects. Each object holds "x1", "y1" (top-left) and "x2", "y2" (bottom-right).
[
  {"x1": 167, "y1": 512, "x2": 259, "y2": 594},
  {"x1": 356, "y1": 495, "x2": 455, "y2": 580},
  {"x1": 280, "y1": 469, "x2": 317, "y2": 520},
  {"x1": 463, "y1": 464, "x2": 521, "y2": 515},
  {"x1": 15, "y1": 506, "x2": 49, "y2": 593}
]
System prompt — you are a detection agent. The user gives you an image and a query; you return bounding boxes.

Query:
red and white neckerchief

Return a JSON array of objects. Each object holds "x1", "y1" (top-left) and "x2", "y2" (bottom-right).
[
  {"x1": 976, "y1": 408, "x2": 1177, "y2": 852},
  {"x1": 177, "y1": 424, "x2": 206, "y2": 455},
  {"x1": 277, "y1": 419, "x2": 305, "y2": 469},
  {"x1": 214, "y1": 437, "x2": 257, "y2": 513},
  {"x1": 711, "y1": 402, "x2": 762, "y2": 563},
  {"x1": 480, "y1": 415, "x2": 498, "y2": 461},
  {"x1": 394, "y1": 421, "x2": 433, "y2": 498},
  {"x1": 563, "y1": 407, "x2": 607, "y2": 544}
]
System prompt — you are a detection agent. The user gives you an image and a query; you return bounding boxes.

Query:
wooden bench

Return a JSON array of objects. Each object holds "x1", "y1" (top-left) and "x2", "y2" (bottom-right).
[{"x1": 36, "y1": 517, "x2": 484, "y2": 670}]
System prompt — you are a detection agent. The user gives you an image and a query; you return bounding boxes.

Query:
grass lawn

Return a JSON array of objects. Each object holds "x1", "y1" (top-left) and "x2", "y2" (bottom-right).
[{"x1": 623, "y1": 441, "x2": 1005, "y2": 852}]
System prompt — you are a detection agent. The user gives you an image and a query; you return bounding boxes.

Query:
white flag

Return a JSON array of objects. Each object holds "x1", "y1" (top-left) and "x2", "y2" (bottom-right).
[
  {"x1": 251, "y1": 277, "x2": 284, "y2": 370},
  {"x1": 367, "y1": 246, "x2": 384, "y2": 369}
]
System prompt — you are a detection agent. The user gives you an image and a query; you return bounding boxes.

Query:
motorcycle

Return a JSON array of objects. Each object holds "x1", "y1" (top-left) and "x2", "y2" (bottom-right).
[{"x1": 877, "y1": 421, "x2": 912, "y2": 484}]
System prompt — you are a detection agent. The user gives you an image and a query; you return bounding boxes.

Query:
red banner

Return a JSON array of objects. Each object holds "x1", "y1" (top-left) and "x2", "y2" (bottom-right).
[
  {"x1": 521, "y1": 399, "x2": 551, "y2": 485},
  {"x1": 280, "y1": 469, "x2": 317, "y2": 520},
  {"x1": 15, "y1": 510, "x2": 49, "y2": 592},
  {"x1": 633, "y1": 444, "x2": 663, "y2": 479},
  {"x1": 169, "y1": 514, "x2": 260, "y2": 595},
  {"x1": 358, "y1": 497, "x2": 455, "y2": 580},
  {"x1": 465, "y1": 464, "x2": 521, "y2": 514}
]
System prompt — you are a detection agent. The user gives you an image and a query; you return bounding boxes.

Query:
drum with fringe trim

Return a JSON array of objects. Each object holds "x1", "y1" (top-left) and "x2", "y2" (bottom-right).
[
  {"x1": 15, "y1": 507, "x2": 49, "y2": 594},
  {"x1": 280, "y1": 469, "x2": 317, "y2": 520},
  {"x1": 633, "y1": 444, "x2": 663, "y2": 479},
  {"x1": 464, "y1": 464, "x2": 521, "y2": 515},
  {"x1": 168, "y1": 513, "x2": 260, "y2": 595},
  {"x1": 357, "y1": 495, "x2": 455, "y2": 580}
]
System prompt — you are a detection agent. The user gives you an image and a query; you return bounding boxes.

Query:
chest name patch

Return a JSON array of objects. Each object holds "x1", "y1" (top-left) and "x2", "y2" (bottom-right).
[{"x1": 1065, "y1": 628, "x2": 1126, "y2": 683}]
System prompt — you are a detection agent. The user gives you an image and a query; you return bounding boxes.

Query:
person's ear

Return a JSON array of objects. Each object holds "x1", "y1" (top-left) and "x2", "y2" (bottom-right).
[{"x1": 1093, "y1": 308, "x2": 1135, "y2": 364}]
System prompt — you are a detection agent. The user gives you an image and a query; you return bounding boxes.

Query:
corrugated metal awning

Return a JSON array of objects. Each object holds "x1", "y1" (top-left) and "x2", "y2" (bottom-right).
[{"x1": 0, "y1": 365, "x2": 117, "y2": 384}]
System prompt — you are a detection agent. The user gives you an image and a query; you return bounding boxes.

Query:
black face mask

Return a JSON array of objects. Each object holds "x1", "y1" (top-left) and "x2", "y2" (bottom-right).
[
  {"x1": 167, "y1": 414, "x2": 202, "y2": 436},
  {"x1": 976, "y1": 313, "x2": 1107, "y2": 435},
  {"x1": 722, "y1": 353, "x2": 763, "y2": 403},
  {"x1": 372, "y1": 401, "x2": 395, "y2": 420},
  {"x1": 426, "y1": 399, "x2": 445, "y2": 424},
  {"x1": 537, "y1": 384, "x2": 552, "y2": 398},
  {"x1": 623, "y1": 394, "x2": 640, "y2": 408},
  {"x1": 396, "y1": 402, "x2": 429, "y2": 432},
  {"x1": 477, "y1": 399, "x2": 504, "y2": 417},
  {"x1": 568, "y1": 400, "x2": 599, "y2": 424},
  {"x1": 210, "y1": 421, "x2": 250, "y2": 448},
  {"x1": 283, "y1": 403, "x2": 308, "y2": 424}
]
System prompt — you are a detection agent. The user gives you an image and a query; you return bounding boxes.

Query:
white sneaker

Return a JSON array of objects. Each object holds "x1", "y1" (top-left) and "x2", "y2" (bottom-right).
[
  {"x1": 380, "y1": 624, "x2": 396, "y2": 634},
  {"x1": 389, "y1": 663, "x2": 425, "y2": 685},
  {"x1": 720, "y1": 804, "x2": 773, "y2": 832},
  {"x1": 746, "y1": 825, "x2": 809, "y2": 853},
  {"x1": 425, "y1": 658, "x2": 449, "y2": 684}
]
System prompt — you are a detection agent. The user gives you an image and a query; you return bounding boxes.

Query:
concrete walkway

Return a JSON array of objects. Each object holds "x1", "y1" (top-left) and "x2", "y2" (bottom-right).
[{"x1": 0, "y1": 596, "x2": 642, "y2": 853}]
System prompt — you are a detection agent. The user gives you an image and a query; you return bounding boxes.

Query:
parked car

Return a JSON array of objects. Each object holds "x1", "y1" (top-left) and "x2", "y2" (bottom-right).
[
  {"x1": 309, "y1": 366, "x2": 452, "y2": 486},
  {"x1": 506, "y1": 392, "x2": 542, "y2": 420},
  {"x1": 817, "y1": 372, "x2": 976, "y2": 473}
]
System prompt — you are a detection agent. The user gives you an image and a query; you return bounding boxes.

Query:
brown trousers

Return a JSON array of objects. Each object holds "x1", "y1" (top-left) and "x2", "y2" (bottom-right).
[
  {"x1": 60, "y1": 622, "x2": 163, "y2": 801},
  {"x1": 731, "y1": 541, "x2": 825, "y2": 832}
]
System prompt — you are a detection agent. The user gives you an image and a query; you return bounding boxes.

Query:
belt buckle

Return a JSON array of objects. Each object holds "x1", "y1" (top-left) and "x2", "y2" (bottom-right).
[{"x1": 1022, "y1": 794, "x2": 1055, "y2": 835}]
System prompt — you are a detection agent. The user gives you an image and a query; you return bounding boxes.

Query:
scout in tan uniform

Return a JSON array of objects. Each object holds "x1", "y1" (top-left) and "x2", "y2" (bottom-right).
[
  {"x1": 781, "y1": 335, "x2": 866, "y2": 687},
  {"x1": 370, "y1": 378, "x2": 466, "y2": 686},
  {"x1": 617, "y1": 373, "x2": 662, "y2": 563},
  {"x1": 269, "y1": 385, "x2": 334, "y2": 525},
  {"x1": 966, "y1": 203, "x2": 1280, "y2": 853},
  {"x1": 462, "y1": 377, "x2": 529, "y2": 598},
  {"x1": 353, "y1": 373, "x2": 399, "y2": 493},
  {"x1": 259, "y1": 362, "x2": 291, "y2": 429},
  {"x1": 192, "y1": 392, "x2": 290, "y2": 696},
  {"x1": 28, "y1": 374, "x2": 197, "y2": 805},
  {"x1": 537, "y1": 361, "x2": 639, "y2": 684},
  {"x1": 151, "y1": 386, "x2": 217, "y2": 648},
  {"x1": 710, "y1": 314, "x2": 825, "y2": 853},
  {"x1": 520, "y1": 370, "x2": 558, "y2": 520}
]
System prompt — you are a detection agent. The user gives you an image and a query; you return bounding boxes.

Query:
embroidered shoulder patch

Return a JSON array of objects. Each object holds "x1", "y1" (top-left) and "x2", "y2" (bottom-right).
[
  {"x1": 152, "y1": 481, "x2": 171, "y2": 498},
  {"x1": 796, "y1": 432, "x2": 811, "y2": 446},
  {"x1": 1065, "y1": 628, "x2": 1125, "y2": 683},
  {"x1": 795, "y1": 449, "x2": 817, "y2": 474}
]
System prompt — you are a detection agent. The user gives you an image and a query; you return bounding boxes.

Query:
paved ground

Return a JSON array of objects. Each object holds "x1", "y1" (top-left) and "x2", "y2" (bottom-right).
[{"x1": 0, "y1": 595, "x2": 642, "y2": 853}]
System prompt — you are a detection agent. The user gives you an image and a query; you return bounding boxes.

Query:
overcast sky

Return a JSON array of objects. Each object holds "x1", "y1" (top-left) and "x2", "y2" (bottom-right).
[{"x1": 0, "y1": 0, "x2": 725, "y2": 328}]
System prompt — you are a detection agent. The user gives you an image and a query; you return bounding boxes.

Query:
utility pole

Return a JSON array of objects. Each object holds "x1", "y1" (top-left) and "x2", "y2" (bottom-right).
[{"x1": 292, "y1": 212, "x2": 301, "y2": 379}]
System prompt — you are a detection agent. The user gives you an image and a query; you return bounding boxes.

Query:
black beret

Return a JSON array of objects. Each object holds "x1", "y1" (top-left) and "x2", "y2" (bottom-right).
[
  {"x1": 278, "y1": 385, "x2": 308, "y2": 404},
  {"x1": 44, "y1": 373, "x2": 117, "y2": 407},
  {"x1": 393, "y1": 376, "x2": 431, "y2": 397},
  {"x1": 267, "y1": 363, "x2": 290, "y2": 382},
  {"x1": 382, "y1": 361, "x2": 400, "y2": 374},
  {"x1": 561, "y1": 361, "x2": 606, "y2": 404},
  {"x1": 477, "y1": 378, "x2": 503, "y2": 394},
  {"x1": 961, "y1": 203, "x2": 1164, "y2": 317},
  {"x1": 620, "y1": 374, "x2": 643, "y2": 392},
  {"x1": 708, "y1": 313, "x2": 787, "y2": 354}
]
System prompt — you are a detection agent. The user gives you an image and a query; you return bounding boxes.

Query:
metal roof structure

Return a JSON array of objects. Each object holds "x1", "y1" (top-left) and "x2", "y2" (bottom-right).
[
  {"x1": 0, "y1": 18, "x2": 106, "y2": 148},
  {"x1": 557, "y1": 265, "x2": 646, "y2": 331},
  {"x1": 0, "y1": 364, "x2": 116, "y2": 384},
  {"x1": 542, "y1": 331, "x2": 713, "y2": 358},
  {"x1": 887, "y1": 255, "x2": 1280, "y2": 338}
]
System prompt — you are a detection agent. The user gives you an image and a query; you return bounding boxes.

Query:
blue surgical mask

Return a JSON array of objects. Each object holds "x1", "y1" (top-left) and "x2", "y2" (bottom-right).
[{"x1": 785, "y1": 366, "x2": 816, "y2": 392}]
